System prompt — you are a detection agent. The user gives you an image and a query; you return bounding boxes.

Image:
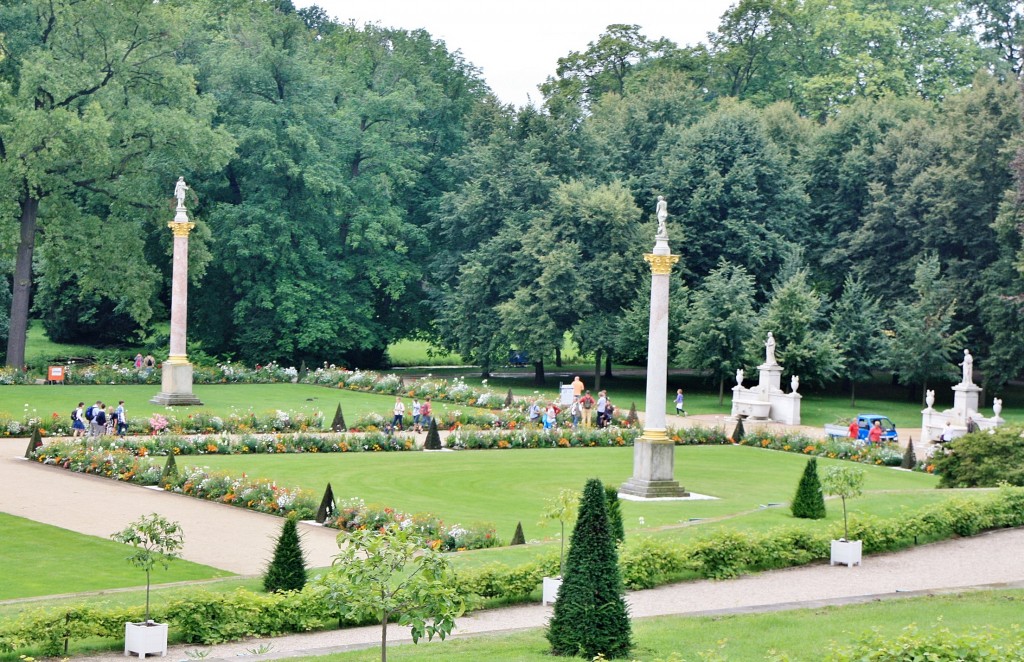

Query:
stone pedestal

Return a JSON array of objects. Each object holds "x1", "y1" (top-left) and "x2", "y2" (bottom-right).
[
  {"x1": 151, "y1": 360, "x2": 202, "y2": 406},
  {"x1": 757, "y1": 363, "x2": 783, "y2": 393},
  {"x1": 620, "y1": 433, "x2": 689, "y2": 498},
  {"x1": 952, "y1": 383, "x2": 981, "y2": 419}
]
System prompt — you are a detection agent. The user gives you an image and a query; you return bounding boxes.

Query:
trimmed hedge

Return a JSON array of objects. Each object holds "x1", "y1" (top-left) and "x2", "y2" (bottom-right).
[{"x1": 4, "y1": 487, "x2": 1024, "y2": 656}]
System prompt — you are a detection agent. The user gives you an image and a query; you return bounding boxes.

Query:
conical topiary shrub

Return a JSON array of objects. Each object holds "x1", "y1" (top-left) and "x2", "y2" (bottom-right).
[
  {"x1": 24, "y1": 428, "x2": 42, "y2": 458},
  {"x1": 423, "y1": 417, "x2": 442, "y2": 450},
  {"x1": 604, "y1": 485, "x2": 625, "y2": 544},
  {"x1": 510, "y1": 521, "x2": 526, "y2": 546},
  {"x1": 791, "y1": 458, "x2": 826, "y2": 519},
  {"x1": 505, "y1": 388, "x2": 515, "y2": 408},
  {"x1": 546, "y1": 478, "x2": 632, "y2": 659},
  {"x1": 331, "y1": 404, "x2": 346, "y2": 432},
  {"x1": 316, "y1": 483, "x2": 336, "y2": 524},
  {"x1": 160, "y1": 453, "x2": 178, "y2": 486},
  {"x1": 732, "y1": 417, "x2": 745, "y2": 443},
  {"x1": 626, "y1": 403, "x2": 638, "y2": 426},
  {"x1": 263, "y1": 515, "x2": 307, "y2": 593},
  {"x1": 901, "y1": 437, "x2": 917, "y2": 469}
]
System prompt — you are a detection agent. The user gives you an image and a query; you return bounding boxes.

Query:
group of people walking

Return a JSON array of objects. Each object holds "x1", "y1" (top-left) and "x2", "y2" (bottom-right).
[
  {"x1": 71, "y1": 400, "x2": 127, "y2": 438},
  {"x1": 390, "y1": 396, "x2": 432, "y2": 433},
  {"x1": 527, "y1": 376, "x2": 617, "y2": 430}
]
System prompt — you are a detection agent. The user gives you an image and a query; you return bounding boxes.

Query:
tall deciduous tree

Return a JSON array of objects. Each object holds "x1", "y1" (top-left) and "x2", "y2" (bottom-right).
[
  {"x1": 831, "y1": 274, "x2": 888, "y2": 406},
  {"x1": 678, "y1": 262, "x2": 757, "y2": 403},
  {"x1": 0, "y1": 0, "x2": 232, "y2": 367},
  {"x1": 887, "y1": 255, "x2": 969, "y2": 401}
]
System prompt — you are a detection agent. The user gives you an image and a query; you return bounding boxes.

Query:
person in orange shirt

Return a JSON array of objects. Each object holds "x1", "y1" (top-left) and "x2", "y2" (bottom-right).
[
  {"x1": 868, "y1": 421, "x2": 883, "y2": 444},
  {"x1": 848, "y1": 418, "x2": 860, "y2": 439}
]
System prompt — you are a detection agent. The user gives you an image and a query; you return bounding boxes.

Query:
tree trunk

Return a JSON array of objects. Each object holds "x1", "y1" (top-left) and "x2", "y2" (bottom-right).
[
  {"x1": 604, "y1": 351, "x2": 613, "y2": 378},
  {"x1": 480, "y1": 357, "x2": 490, "y2": 379},
  {"x1": 593, "y1": 350, "x2": 602, "y2": 393},
  {"x1": 718, "y1": 376, "x2": 724, "y2": 405},
  {"x1": 533, "y1": 359, "x2": 545, "y2": 386},
  {"x1": 555, "y1": 347, "x2": 562, "y2": 367},
  {"x1": 7, "y1": 195, "x2": 39, "y2": 369},
  {"x1": 380, "y1": 615, "x2": 388, "y2": 662},
  {"x1": 850, "y1": 380, "x2": 856, "y2": 408}
]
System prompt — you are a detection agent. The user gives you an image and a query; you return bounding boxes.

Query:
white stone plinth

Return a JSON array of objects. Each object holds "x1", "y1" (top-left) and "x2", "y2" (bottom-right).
[
  {"x1": 150, "y1": 362, "x2": 202, "y2": 406},
  {"x1": 769, "y1": 392, "x2": 801, "y2": 425},
  {"x1": 952, "y1": 383, "x2": 982, "y2": 420},
  {"x1": 620, "y1": 437, "x2": 689, "y2": 498},
  {"x1": 757, "y1": 363, "x2": 783, "y2": 393}
]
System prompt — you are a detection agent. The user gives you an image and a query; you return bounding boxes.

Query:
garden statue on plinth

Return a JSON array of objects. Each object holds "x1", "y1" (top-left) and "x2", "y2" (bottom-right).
[
  {"x1": 920, "y1": 347, "x2": 1003, "y2": 443},
  {"x1": 151, "y1": 178, "x2": 202, "y2": 406},
  {"x1": 620, "y1": 196, "x2": 688, "y2": 499},
  {"x1": 728, "y1": 332, "x2": 802, "y2": 425}
]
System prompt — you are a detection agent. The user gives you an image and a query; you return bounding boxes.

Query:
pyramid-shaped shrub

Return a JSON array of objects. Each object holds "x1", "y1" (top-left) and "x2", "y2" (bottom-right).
[
  {"x1": 423, "y1": 417, "x2": 442, "y2": 450},
  {"x1": 510, "y1": 521, "x2": 526, "y2": 546},
  {"x1": 901, "y1": 437, "x2": 917, "y2": 469},
  {"x1": 546, "y1": 478, "x2": 631, "y2": 658},
  {"x1": 263, "y1": 515, "x2": 307, "y2": 593},
  {"x1": 331, "y1": 404, "x2": 346, "y2": 432},
  {"x1": 791, "y1": 458, "x2": 826, "y2": 519}
]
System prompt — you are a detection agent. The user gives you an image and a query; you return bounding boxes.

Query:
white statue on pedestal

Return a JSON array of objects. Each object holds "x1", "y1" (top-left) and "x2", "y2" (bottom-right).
[
  {"x1": 764, "y1": 332, "x2": 777, "y2": 366},
  {"x1": 791, "y1": 375, "x2": 799, "y2": 393},
  {"x1": 959, "y1": 349, "x2": 974, "y2": 386},
  {"x1": 655, "y1": 195, "x2": 668, "y2": 238},
  {"x1": 174, "y1": 177, "x2": 189, "y2": 210},
  {"x1": 736, "y1": 368, "x2": 744, "y2": 386}
]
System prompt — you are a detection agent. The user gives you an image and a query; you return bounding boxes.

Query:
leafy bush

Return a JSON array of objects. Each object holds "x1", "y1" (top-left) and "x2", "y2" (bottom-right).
[
  {"x1": 931, "y1": 425, "x2": 1024, "y2": 487},
  {"x1": 827, "y1": 622, "x2": 1024, "y2": 661}
]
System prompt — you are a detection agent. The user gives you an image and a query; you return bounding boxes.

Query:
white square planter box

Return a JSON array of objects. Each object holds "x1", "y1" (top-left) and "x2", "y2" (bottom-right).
[
  {"x1": 542, "y1": 576, "x2": 562, "y2": 605},
  {"x1": 124, "y1": 621, "x2": 168, "y2": 658},
  {"x1": 830, "y1": 539, "x2": 862, "y2": 567}
]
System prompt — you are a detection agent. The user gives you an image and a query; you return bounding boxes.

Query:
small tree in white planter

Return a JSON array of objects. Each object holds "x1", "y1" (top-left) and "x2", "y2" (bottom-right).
[
  {"x1": 112, "y1": 513, "x2": 184, "y2": 657},
  {"x1": 538, "y1": 488, "x2": 580, "y2": 604},
  {"x1": 821, "y1": 465, "x2": 865, "y2": 566}
]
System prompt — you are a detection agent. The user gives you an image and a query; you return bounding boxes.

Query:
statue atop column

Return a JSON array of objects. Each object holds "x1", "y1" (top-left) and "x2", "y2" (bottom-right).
[
  {"x1": 655, "y1": 196, "x2": 668, "y2": 238},
  {"x1": 959, "y1": 349, "x2": 974, "y2": 386},
  {"x1": 764, "y1": 332, "x2": 777, "y2": 366},
  {"x1": 174, "y1": 177, "x2": 189, "y2": 210}
]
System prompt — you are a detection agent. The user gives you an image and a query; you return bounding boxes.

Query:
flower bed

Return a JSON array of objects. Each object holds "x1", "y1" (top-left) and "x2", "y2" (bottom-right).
[{"x1": 328, "y1": 499, "x2": 499, "y2": 552}]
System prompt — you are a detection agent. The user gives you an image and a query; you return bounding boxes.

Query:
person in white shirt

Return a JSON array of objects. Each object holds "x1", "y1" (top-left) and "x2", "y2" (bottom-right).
[{"x1": 392, "y1": 397, "x2": 405, "y2": 431}]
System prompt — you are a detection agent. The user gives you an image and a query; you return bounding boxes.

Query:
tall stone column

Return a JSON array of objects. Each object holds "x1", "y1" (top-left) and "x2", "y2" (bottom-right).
[
  {"x1": 151, "y1": 178, "x2": 202, "y2": 406},
  {"x1": 620, "y1": 198, "x2": 688, "y2": 498}
]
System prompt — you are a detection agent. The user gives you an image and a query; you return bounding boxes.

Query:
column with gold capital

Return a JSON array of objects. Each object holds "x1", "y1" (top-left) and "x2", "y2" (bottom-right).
[
  {"x1": 620, "y1": 196, "x2": 688, "y2": 498},
  {"x1": 151, "y1": 177, "x2": 203, "y2": 406}
]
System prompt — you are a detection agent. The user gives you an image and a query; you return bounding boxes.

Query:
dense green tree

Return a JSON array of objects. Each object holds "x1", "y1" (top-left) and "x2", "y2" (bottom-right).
[
  {"x1": 758, "y1": 268, "x2": 842, "y2": 386},
  {"x1": 0, "y1": 0, "x2": 233, "y2": 368},
  {"x1": 791, "y1": 458, "x2": 826, "y2": 519},
  {"x1": 546, "y1": 479, "x2": 631, "y2": 659},
  {"x1": 830, "y1": 274, "x2": 888, "y2": 406},
  {"x1": 887, "y1": 255, "x2": 969, "y2": 401},
  {"x1": 678, "y1": 262, "x2": 757, "y2": 403},
  {"x1": 263, "y1": 516, "x2": 307, "y2": 593},
  {"x1": 655, "y1": 102, "x2": 805, "y2": 293}
]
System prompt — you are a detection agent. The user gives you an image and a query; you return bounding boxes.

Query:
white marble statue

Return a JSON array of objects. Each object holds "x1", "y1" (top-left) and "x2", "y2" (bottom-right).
[
  {"x1": 736, "y1": 368, "x2": 744, "y2": 386},
  {"x1": 791, "y1": 375, "x2": 799, "y2": 393},
  {"x1": 925, "y1": 389, "x2": 935, "y2": 409},
  {"x1": 174, "y1": 176, "x2": 189, "y2": 209},
  {"x1": 764, "y1": 332, "x2": 777, "y2": 366},
  {"x1": 959, "y1": 349, "x2": 974, "y2": 386},
  {"x1": 655, "y1": 195, "x2": 668, "y2": 237},
  {"x1": 993, "y1": 398, "x2": 1003, "y2": 419}
]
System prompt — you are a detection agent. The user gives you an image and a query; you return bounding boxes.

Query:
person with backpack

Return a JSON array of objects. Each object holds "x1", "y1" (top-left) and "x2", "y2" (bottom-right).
[
  {"x1": 85, "y1": 400, "x2": 102, "y2": 437},
  {"x1": 596, "y1": 390, "x2": 608, "y2": 428},
  {"x1": 91, "y1": 403, "x2": 107, "y2": 437},
  {"x1": 71, "y1": 402, "x2": 86, "y2": 437},
  {"x1": 420, "y1": 397, "x2": 432, "y2": 431},
  {"x1": 115, "y1": 400, "x2": 127, "y2": 436},
  {"x1": 580, "y1": 390, "x2": 595, "y2": 428},
  {"x1": 528, "y1": 400, "x2": 541, "y2": 427}
]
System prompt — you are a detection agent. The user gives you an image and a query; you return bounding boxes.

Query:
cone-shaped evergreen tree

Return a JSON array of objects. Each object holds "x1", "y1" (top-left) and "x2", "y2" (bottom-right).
[
  {"x1": 626, "y1": 403, "x2": 638, "y2": 426},
  {"x1": 901, "y1": 437, "x2": 917, "y2": 469},
  {"x1": 24, "y1": 428, "x2": 42, "y2": 458},
  {"x1": 510, "y1": 521, "x2": 526, "y2": 545},
  {"x1": 316, "y1": 483, "x2": 336, "y2": 524},
  {"x1": 505, "y1": 388, "x2": 515, "y2": 407},
  {"x1": 423, "y1": 417, "x2": 442, "y2": 450},
  {"x1": 604, "y1": 485, "x2": 625, "y2": 544},
  {"x1": 331, "y1": 404, "x2": 346, "y2": 432},
  {"x1": 263, "y1": 515, "x2": 307, "y2": 593},
  {"x1": 546, "y1": 478, "x2": 632, "y2": 659},
  {"x1": 732, "y1": 417, "x2": 745, "y2": 443},
  {"x1": 160, "y1": 453, "x2": 178, "y2": 486},
  {"x1": 791, "y1": 458, "x2": 826, "y2": 519}
]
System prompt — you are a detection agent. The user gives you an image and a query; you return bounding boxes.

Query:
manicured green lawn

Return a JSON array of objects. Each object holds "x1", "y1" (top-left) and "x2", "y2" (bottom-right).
[
  {"x1": 184, "y1": 446, "x2": 940, "y2": 545},
  {"x1": 387, "y1": 340, "x2": 464, "y2": 367},
  {"x1": 0, "y1": 383, "x2": 481, "y2": 428},
  {"x1": 307, "y1": 589, "x2": 1024, "y2": 661},
  {"x1": 0, "y1": 513, "x2": 232, "y2": 600}
]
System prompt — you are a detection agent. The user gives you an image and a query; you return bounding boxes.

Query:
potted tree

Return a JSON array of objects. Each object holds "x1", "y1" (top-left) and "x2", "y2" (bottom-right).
[
  {"x1": 111, "y1": 513, "x2": 184, "y2": 657},
  {"x1": 821, "y1": 465, "x2": 865, "y2": 567},
  {"x1": 538, "y1": 488, "x2": 580, "y2": 605}
]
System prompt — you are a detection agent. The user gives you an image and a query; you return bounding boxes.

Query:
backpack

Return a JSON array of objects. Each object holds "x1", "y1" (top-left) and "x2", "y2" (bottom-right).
[
  {"x1": 85, "y1": 405, "x2": 95, "y2": 421},
  {"x1": 70, "y1": 409, "x2": 78, "y2": 422},
  {"x1": 582, "y1": 396, "x2": 593, "y2": 409}
]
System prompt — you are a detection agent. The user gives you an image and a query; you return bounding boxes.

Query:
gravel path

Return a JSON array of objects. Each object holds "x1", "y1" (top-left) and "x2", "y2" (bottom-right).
[{"x1": 3, "y1": 435, "x2": 1021, "y2": 661}]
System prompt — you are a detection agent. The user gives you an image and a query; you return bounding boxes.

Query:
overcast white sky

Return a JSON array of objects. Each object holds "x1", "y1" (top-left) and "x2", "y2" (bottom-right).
[{"x1": 295, "y1": 0, "x2": 737, "y2": 107}]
